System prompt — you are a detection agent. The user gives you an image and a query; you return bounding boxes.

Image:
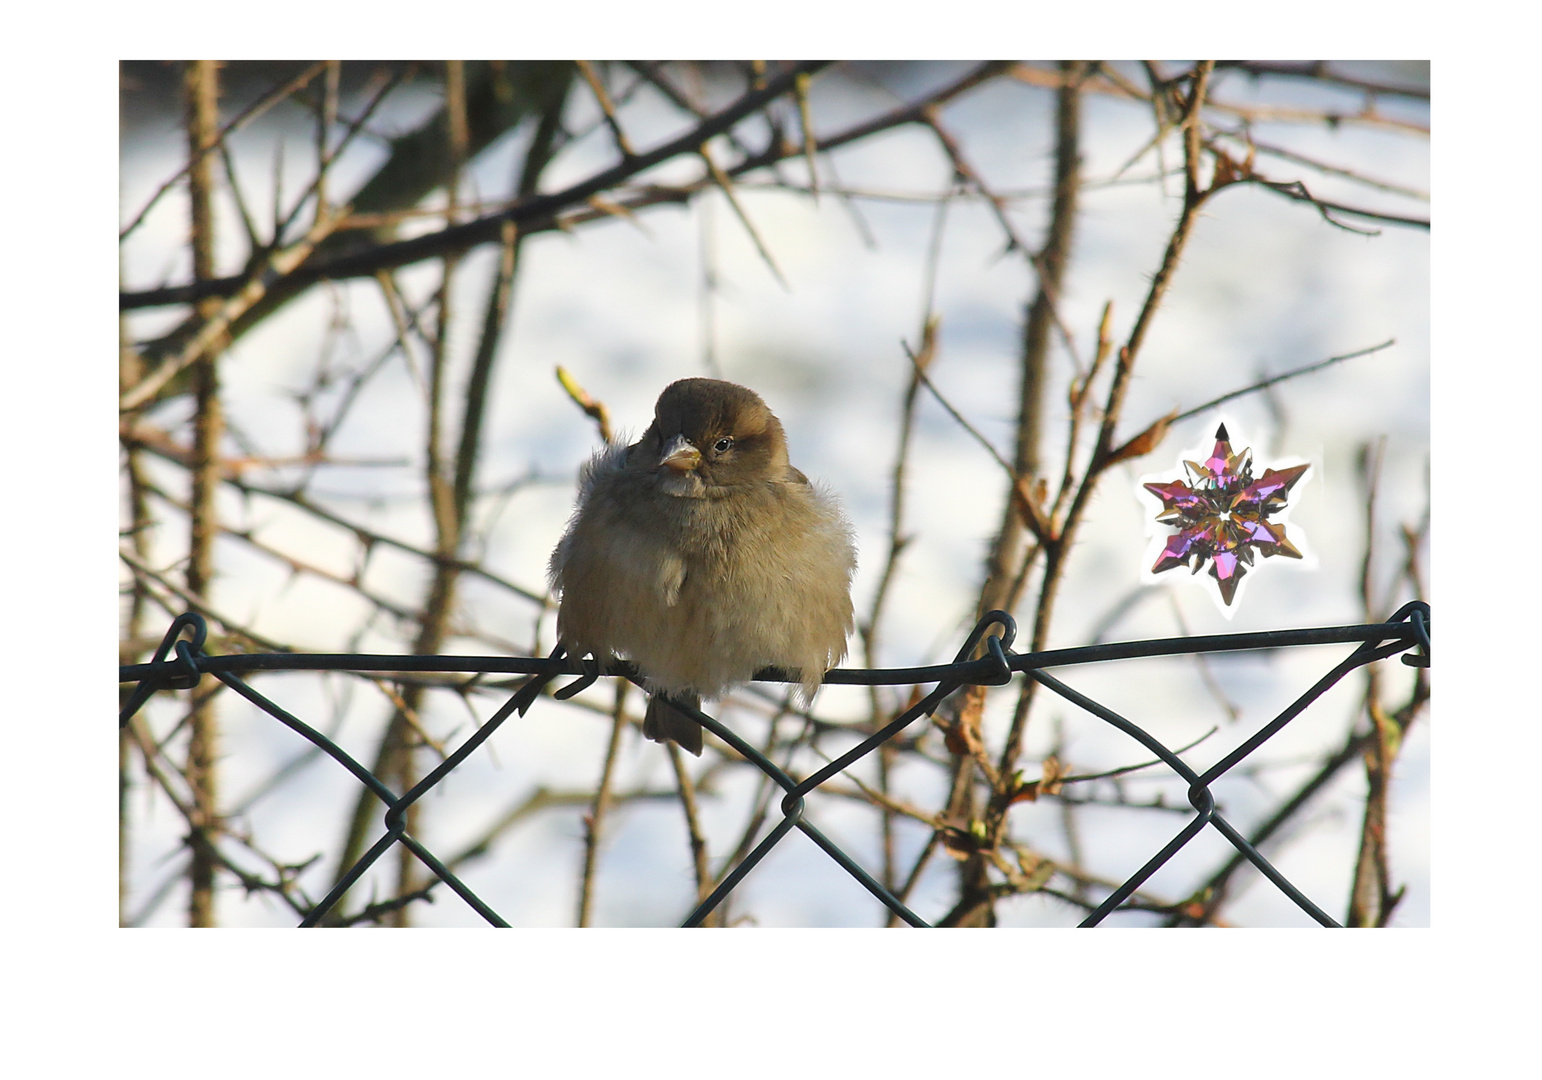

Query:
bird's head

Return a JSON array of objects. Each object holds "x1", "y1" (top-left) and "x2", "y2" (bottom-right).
[{"x1": 632, "y1": 378, "x2": 792, "y2": 496}]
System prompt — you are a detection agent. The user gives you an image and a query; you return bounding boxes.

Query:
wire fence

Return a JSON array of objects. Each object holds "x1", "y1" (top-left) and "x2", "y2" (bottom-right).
[{"x1": 119, "y1": 601, "x2": 1429, "y2": 927}]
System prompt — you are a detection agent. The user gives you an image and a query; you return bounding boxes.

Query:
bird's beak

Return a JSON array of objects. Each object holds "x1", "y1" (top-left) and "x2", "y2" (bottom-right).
[{"x1": 659, "y1": 434, "x2": 701, "y2": 473}]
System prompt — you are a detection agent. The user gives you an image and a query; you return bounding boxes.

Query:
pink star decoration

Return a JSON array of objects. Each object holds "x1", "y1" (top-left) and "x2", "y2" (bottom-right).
[{"x1": 1143, "y1": 424, "x2": 1308, "y2": 606}]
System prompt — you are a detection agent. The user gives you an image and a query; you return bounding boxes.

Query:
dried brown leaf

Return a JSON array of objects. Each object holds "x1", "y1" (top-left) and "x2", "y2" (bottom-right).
[
  {"x1": 1011, "y1": 477, "x2": 1054, "y2": 542},
  {"x1": 1106, "y1": 409, "x2": 1178, "y2": 467}
]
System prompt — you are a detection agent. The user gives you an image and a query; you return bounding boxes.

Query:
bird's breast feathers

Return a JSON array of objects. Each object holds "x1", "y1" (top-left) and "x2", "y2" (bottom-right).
[{"x1": 551, "y1": 446, "x2": 854, "y2": 698}]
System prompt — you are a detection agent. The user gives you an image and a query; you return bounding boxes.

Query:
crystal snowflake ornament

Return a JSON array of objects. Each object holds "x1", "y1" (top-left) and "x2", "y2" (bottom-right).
[{"x1": 1142, "y1": 424, "x2": 1309, "y2": 607}]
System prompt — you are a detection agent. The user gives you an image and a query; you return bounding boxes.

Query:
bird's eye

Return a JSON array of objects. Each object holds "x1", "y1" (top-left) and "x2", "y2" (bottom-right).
[{"x1": 713, "y1": 437, "x2": 734, "y2": 455}]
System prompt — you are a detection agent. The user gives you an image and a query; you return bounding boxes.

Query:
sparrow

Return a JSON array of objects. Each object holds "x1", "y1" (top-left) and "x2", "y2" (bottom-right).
[{"x1": 548, "y1": 378, "x2": 856, "y2": 755}]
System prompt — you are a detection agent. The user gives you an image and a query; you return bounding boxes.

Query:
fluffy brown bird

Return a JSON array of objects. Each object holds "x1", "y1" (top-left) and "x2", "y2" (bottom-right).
[{"x1": 549, "y1": 378, "x2": 856, "y2": 755}]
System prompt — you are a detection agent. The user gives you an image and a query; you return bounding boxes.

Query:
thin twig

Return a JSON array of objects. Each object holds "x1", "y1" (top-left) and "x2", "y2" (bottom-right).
[
  {"x1": 1228, "y1": 132, "x2": 1429, "y2": 202},
  {"x1": 1212, "y1": 60, "x2": 1430, "y2": 102},
  {"x1": 556, "y1": 367, "x2": 615, "y2": 444},
  {"x1": 216, "y1": 138, "x2": 263, "y2": 252},
  {"x1": 794, "y1": 71, "x2": 819, "y2": 203},
  {"x1": 576, "y1": 61, "x2": 636, "y2": 158},
  {"x1": 667, "y1": 741, "x2": 716, "y2": 926},
  {"x1": 699, "y1": 140, "x2": 789, "y2": 290},
  {"x1": 1171, "y1": 339, "x2": 1397, "y2": 424},
  {"x1": 904, "y1": 342, "x2": 1015, "y2": 477},
  {"x1": 578, "y1": 683, "x2": 628, "y2": 926},
  {"x1": 1252, "y1": 176, "x2": 1415, "y2": 234}
]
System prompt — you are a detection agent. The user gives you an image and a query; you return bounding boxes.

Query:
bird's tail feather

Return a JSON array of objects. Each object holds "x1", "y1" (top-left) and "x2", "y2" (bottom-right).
[{"x1": 643, "y1": 692, "x2": 704, "y2": 756}]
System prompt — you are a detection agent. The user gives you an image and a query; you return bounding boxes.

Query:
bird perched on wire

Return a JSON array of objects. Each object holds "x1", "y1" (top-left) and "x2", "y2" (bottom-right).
[{"x1": 548, "y1": 378, "x2": 856, "y2": 755}]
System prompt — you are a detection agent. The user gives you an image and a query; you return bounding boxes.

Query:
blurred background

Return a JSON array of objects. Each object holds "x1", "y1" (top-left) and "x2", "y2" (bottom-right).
[{"x1": 119, "y1": 60, "x2": 1429, "y2": 927}]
